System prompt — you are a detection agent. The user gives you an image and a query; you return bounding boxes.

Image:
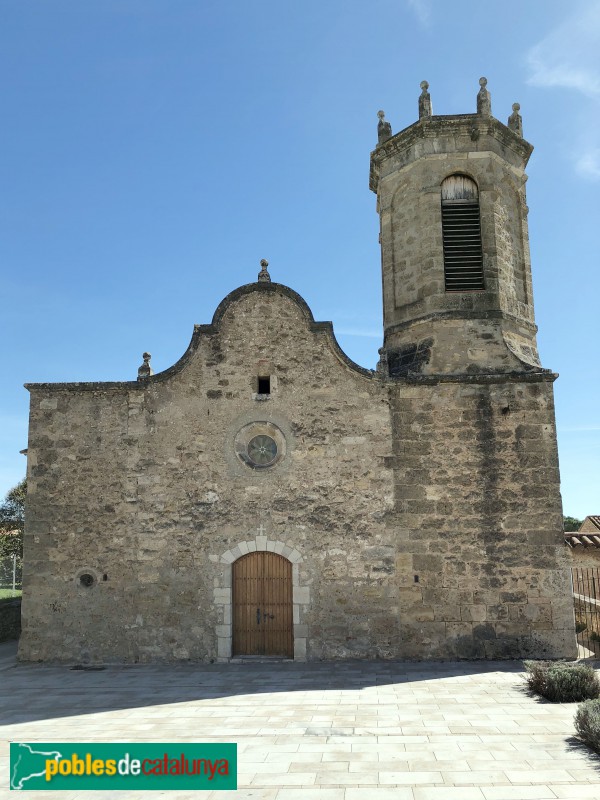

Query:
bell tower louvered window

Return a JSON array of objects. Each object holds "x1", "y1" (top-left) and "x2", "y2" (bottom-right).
[{"x1": 441, "y1": 175, "x2": 484, "y2": 292}]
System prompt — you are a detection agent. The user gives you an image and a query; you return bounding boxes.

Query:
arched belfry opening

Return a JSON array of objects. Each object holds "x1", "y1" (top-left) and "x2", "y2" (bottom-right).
[{"x1": 441, "y1": 174, "x2": 485, "y2": 292}]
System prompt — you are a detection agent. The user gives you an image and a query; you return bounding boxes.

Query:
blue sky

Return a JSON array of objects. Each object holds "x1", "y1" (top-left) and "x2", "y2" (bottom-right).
[{"x1": 0, "y1": 0, "x2": 598, "y2": 518}]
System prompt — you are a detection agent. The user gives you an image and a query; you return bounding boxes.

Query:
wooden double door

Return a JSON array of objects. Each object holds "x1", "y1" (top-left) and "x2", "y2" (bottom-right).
[{"x1": 232, "y1": 552, "x2": 293, "y2": 657}]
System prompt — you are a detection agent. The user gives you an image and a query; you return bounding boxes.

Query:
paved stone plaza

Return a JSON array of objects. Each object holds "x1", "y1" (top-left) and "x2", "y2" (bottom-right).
[{"x1": 1, "y1": 643, "x2": 599, "y2": 799}]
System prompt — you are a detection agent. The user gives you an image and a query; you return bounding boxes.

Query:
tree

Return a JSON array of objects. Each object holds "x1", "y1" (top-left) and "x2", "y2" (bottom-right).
[
  {"x1": 0, "y1": 478, "x2": 26, "y2": 559},
  {"x1": 564, "y1": 516, "x2": 583, "y2": 532}
]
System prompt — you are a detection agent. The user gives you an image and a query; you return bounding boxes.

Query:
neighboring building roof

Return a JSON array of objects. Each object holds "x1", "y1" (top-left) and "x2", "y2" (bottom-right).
[
  {"x1": 566, "y1": 532, "x2": 600, "y2": 549},
  {"x1": 580, "y1": 516, "x2": 600, "y2": 532},
  {"x1": 564, "y1": 517, "x2": 600, "y2": 548}
]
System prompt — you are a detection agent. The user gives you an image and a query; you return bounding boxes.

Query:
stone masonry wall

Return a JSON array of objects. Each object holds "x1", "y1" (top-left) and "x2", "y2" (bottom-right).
[
  {"x1": 570, "y1": 548, "x2": 600, "y2": 567},
  {"x1": 19, "y1": 282, "x2": 576, "y2": 663},
  {"x1": 389, "y1": 376, "x2": 576, "y2": 659},
  {"x1": 20, "y1": 284, "x2": 394, "y2": 663}
]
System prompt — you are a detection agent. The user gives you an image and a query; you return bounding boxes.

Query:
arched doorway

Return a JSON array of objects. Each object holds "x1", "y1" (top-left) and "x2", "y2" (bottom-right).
[{"x1": 232, "y1": 552, "x2": 293, "y2": 657}]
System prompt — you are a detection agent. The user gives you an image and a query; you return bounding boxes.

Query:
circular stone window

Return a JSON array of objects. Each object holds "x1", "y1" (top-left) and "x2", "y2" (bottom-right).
[
  {"x1": 247, "y1": 434, "x2": 278, "y2": 466},
  {"x1": 235, "y1": 422, "x2": 286, "y2": 470}
]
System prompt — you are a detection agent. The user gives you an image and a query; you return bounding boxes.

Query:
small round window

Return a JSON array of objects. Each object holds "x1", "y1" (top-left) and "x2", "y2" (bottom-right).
[
  {"x1": 247, "y1": 435, "x2": 278, "y2": 466},
  {"x1": 235, "y1": 422, "x2": 286, "y2": 470}
]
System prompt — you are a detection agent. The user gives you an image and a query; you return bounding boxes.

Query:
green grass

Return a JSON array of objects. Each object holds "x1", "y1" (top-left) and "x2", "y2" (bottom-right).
[{"x1": 0, "y1": 588, "x2": 22, "y2": 599}]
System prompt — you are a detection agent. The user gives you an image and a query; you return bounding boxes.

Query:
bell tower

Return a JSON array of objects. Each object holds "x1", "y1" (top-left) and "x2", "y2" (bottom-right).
[
  {"x1": 370, "y1": 79, "x2": 576, "y2": 660},
  {"x1": 371, "y1": 79, "x2": 540, "y2": 376}
]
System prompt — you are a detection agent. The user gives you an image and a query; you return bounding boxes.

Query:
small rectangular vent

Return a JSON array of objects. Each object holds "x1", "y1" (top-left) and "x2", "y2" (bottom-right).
[
  {"x1": 442, "y1": 201, "x2": 485, "y2": 292},
  {"x1": 257, "y1": 376, "x2": 271, "y2": 394}
]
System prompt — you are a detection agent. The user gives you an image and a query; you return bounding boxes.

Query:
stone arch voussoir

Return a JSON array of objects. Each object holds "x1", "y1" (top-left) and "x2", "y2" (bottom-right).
[{"x1": 212, "y1": 536, "x2": 308, "y2": 662}]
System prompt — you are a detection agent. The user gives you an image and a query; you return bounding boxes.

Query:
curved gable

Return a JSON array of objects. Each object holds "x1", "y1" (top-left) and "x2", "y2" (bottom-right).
[{"x1": 25, "y1": 281, "x2": 374, "y2": 392}]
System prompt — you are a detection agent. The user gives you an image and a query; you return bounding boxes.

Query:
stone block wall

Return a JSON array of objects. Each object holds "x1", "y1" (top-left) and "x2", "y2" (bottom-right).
[
  {"x1": 19, "y1": 282, "x2": 576, "y2": 663},
  {"x1": 570, "y1": 548, "x2": 600, "y2": 567},
  {"x1": 19, "y1": 284, "x2": 395, "y2": 663},
  {"x1": 389, "y1": 376, "x2": 576, "y2": 659}
]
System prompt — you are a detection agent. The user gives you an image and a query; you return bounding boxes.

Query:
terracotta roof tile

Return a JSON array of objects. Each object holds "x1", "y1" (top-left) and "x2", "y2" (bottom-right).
[{"x1": 565, "y1": 532, "x2": 600, "y2": 548}]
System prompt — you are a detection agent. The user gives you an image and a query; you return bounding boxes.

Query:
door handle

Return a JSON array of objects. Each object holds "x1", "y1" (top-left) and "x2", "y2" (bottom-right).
[
  {"x1": 256, "y1": 608, "x2": 261, "y2": 625},
  {"x1": 263, "y1": 610, "x2": 275, "y2": 620}
]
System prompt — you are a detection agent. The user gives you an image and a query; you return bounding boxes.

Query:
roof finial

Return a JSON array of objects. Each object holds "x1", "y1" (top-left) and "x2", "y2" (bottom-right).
[
  {"x1": 376, "y1": 347, "x2": 389, "y2": 377},
  {"x1": 507, "y1": 102, "x2": 523, "y2": 137},
  {"x1": 137, "y1": 352, "x2": 153, "y2": 380},
  {"x1": 418, "y1": 80, "x2": 432, "y2": 119},
  {"x1": 258, "y1": 258, "x2": 271, "y2": 283},
  {"x1": 477, "y1": 76, "x2": 491, "y2": 116},
  {"x1": 377, "y1": 110, "x2": 392, "y2": 144}
]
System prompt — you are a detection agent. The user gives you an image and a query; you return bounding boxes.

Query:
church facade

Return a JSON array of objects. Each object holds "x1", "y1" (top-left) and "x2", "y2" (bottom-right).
[{"x1": 19, "y1": 80, "x2": 576, "y2": 663}]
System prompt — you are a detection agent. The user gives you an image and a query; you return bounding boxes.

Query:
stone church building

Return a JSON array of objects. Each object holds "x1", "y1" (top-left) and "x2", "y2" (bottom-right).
[{"x1": 19, "y1": 80, "x2": 576, "y2": 663}]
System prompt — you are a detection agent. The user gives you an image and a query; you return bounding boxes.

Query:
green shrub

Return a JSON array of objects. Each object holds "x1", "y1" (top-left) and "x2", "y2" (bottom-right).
[
  {"x1": 575, "y1": 698, "x2": 600, "y2": 752},
  {"x1": 575, "y1": 620, "x2": 587, "y2": 634},
  {"x1": 523, "y1": 660, "x2": 552, "y2": 696},
  {"x1": 590, "y1": 631, "x2": 600, "y2": 643},
  {"x1": 523, "y1": 660, "x2": 600, "y2": 702}
]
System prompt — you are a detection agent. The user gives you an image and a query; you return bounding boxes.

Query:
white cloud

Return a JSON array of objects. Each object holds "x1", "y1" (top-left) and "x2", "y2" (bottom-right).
[
  {"x1": 526, "y1": 2, "x2": 600, "y2": 180},
  {"x1": 406, "y1": 0, "x2": 431, "y2": 27},
  {"x1": 336, "y1": 328, "x2": 381, "y2": 339},
  {"x1": 526, "y1": 3, "x2": 600, "y2": 95},
  {"x1": 575, "y1": 148, "x2": 600, "y2": 180},
  {"x1": 528, "y1": 58, "x2": 600, "y2": 97}
]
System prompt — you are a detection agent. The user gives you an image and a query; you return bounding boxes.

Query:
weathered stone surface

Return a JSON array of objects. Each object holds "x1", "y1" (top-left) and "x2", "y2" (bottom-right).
[
  {"x1": 18, "y1": 87, "x2": 576, "y2": 664},
  {"x1": 18, "y1": 282, "x2": 575, "y2": 663},
  {"x1": 372, "y1": 113, "x2": 537, "y2": 376}
]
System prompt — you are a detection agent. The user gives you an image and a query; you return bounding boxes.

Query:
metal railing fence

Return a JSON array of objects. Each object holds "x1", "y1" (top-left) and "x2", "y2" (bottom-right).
[
  {"x1": 0, "y1": 554, "x2": 22, "y2": 597},
  {"x1": 573, "y1": 566, "x2": 600, "y2": 657}
]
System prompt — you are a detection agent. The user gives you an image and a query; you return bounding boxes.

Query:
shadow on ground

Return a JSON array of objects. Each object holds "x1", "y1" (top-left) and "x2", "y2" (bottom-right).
[
  {"x1": 0, "y1": 654, "x2": 526, "y2": 727},
  {"x1": 565, "y1": 734, "x2": 600, "y2": 769}
]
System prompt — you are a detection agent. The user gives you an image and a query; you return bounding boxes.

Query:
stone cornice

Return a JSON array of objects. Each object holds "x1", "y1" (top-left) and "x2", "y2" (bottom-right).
[
  {"x1": 370, "y1": 114, "x2": 534, "y2": 193},
  {"x1": 394, "y1": 370, "x2": 556, "y2": 385},
  {"x1": 384, "y1": 309, "x2": 538, "y2": 337}
]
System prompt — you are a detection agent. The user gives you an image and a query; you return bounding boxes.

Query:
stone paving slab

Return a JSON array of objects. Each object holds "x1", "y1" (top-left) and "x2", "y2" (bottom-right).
[{"x1": 0, "y1": 657, "x2": 599, "y2": 799}]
